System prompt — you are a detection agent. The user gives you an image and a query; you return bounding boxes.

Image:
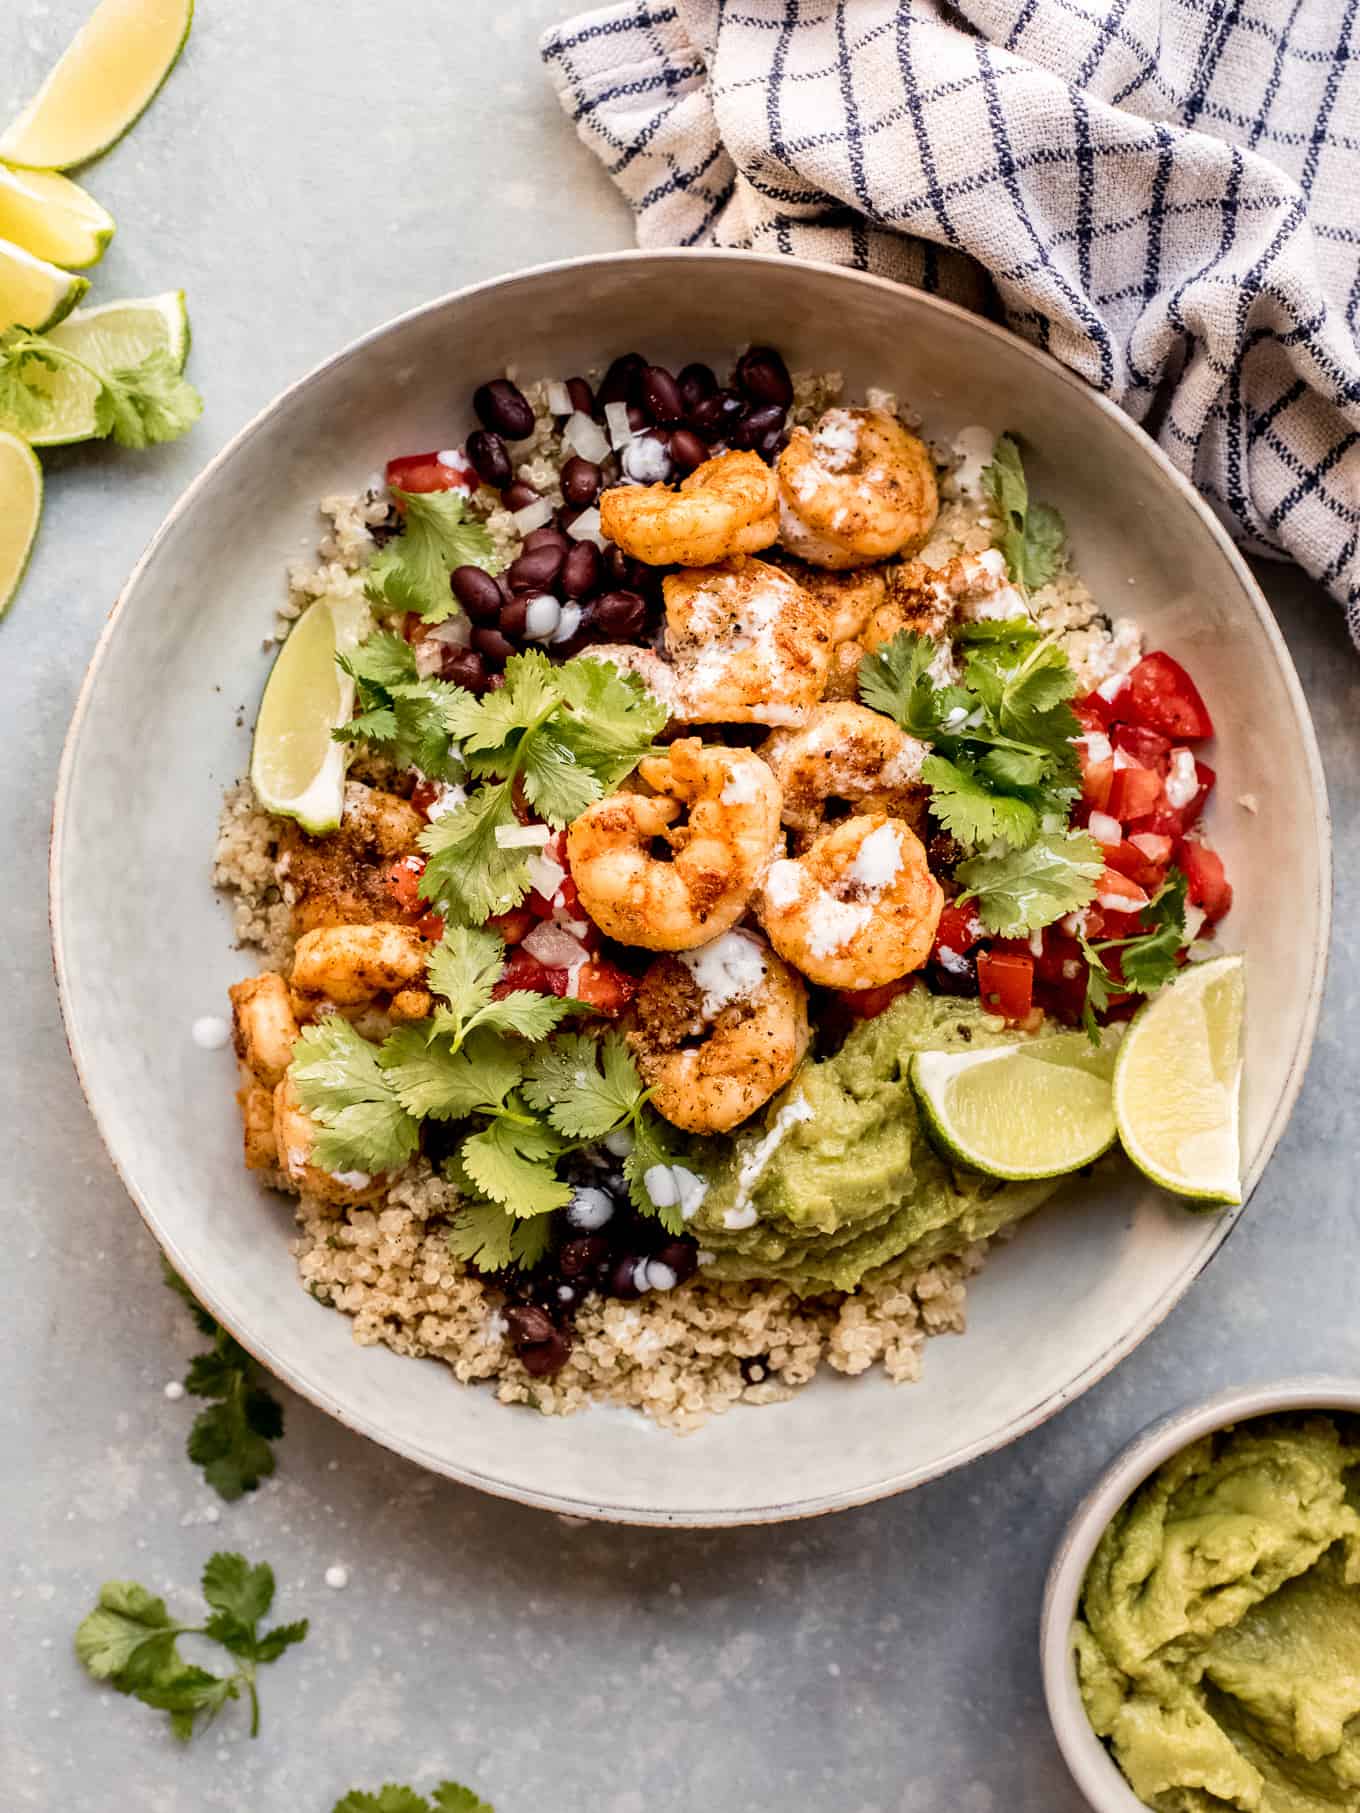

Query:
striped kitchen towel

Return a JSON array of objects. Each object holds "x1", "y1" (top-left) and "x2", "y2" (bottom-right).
[{"x1": 542, "y1": 1, "x2": 1360, "y2": 638}]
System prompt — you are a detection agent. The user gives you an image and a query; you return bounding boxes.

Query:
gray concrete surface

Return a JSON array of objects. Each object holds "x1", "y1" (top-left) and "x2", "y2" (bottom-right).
[{"x1": 4, "y1": 5, "x2": 1355, "y2": 1809}]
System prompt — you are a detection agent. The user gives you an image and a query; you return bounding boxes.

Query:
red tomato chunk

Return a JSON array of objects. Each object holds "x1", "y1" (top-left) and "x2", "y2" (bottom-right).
[
  {"x1": 1126, "y1": 652, "x2": 1214, "y2": 741},
  {"x1": 976, "y1": 950, "x2": 1034, "y2": 1023},
  {"x1": 386, "y1": 450, "x2": 475, "y2": 497}
]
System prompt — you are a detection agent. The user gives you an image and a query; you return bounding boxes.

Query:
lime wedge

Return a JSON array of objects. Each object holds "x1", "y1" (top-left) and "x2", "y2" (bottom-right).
[
  {"x1": 0, "y1": 165, "x2": 114, "y2": 267},
  {"x1": 0, "y1": 0, "x2": 193, "y2": 172},
  {"x1": 0, "y1": 429, "x2": 43, "y2": 618},
  {"x1": 911, "y1": 1029, "x2": 1120, "y2": 1181},
  {"x1": 0, "y1": 237, "x2": 88, "y2": 332},
  {"x1": 250, "y1": 597, "x2": 370, "y2": 834},
  {"x1": 0, "y1": 290, "x2": 189, "y2": 447},
  {"x1": 1113, "y1": 954, "x2": 1245, "y2": 1206}
]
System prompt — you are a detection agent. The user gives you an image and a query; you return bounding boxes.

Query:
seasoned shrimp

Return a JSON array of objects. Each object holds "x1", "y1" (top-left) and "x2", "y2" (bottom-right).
[
  {"x1": 567, "y1": 738, "x2": 781, "y2": 950},
  {"x1": 756, "y1": 813, "x2": 943, "y2": 990},
  {"x1": 777, "y1": 408, "x2": 938, "y2": 569},
  {"x1": 273, "y1": 1072, "x2": 386, "y2": 1206},
  {"x1": 760, "y1": 703, "x2": 929, "y2": 846},
  {"x1": 767, "y1": 556, "x2": 887, "y2": 644},
  {"x1": 663, "y1": 557, "x2": 832, "y2": 726},
  {"x1": 229, "y1": 971, "x2": 299, "y2": 1089},
  {"x1": 238, "y1": 1078, "x2": 279, "y2": 1171},
  {"x1": 825, "y1": 547, "x2": 1020, "y2": 699},
  {"x1": 599, "y1": 450, "x2": 778, "y2": 568},
  {"x1": 629, "y1": 930, "x2": 809, "y2": 1133},
  {"x1": 289, "y1": 922, "x2": 432, "y2": 1022},
  {"x1": 280, "y1": 781, "x2": 425, "y2": 934}
]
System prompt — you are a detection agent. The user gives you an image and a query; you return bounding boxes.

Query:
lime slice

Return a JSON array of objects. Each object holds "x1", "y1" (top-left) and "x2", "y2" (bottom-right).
[
  {"x1": 0, "y1": 429, "x2": 43, "y2": 618},
  {"x1": 0, "y1": 0, "x2": 193, "y2": 171},
  {"x1": 911, "y1": 1029, "x2": 1120, "y2": 1181},
  {"x1": 0, "y1": 290, "x2": 189, "y2": 447},
  {"x1": 0, "y1": 165, "x2": 114, "y2": 267},
  {"x1": 0, "y1": 237, "x2": 88, "y2": 332},
  {"x1": 1113, "y1": 954, "x2": 1245, "y2": 1206},
  {"x1": 250, "y1": 597, "x2": 370, "y2": 834}
]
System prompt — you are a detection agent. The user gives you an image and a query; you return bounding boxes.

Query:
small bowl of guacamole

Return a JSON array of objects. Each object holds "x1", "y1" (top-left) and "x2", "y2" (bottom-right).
[{"x1": 1042, "y1": 1380, "x2": 1360, "y2": 1813}]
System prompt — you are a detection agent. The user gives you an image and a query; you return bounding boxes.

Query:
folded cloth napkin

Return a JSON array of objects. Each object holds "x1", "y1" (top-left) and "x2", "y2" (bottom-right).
[{"x1": 542, "y1": 1, "x2": 1360, "y2": 638}]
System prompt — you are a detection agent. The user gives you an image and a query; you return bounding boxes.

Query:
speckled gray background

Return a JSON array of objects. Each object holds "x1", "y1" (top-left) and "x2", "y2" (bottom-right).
[{"x1": 4, "y1": 5, "x2": 1355, "y2": 1809}]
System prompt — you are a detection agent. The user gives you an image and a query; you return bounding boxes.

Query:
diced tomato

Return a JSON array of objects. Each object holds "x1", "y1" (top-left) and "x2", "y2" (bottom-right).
[
  {"x1": 933, "y1": 901, "x2": 984, "y2": 958},
  {"x1": 570, "y1": 959, "x2": 639, "y2": 1016},
  {"x1": 1108, "y1": 763, "x2": 1164, "y2": 823},
  {"x1": 1177, "y1": 840, "x2": 1233, "y2": 922},
  {"x1": 386, "y1": 855, "x2": 426, "y2": 913},
  {"x1": 494, "y1": 950, "x2": 569, "y2": 999},
  {"x1": 1081, "y1": 756, "x2": 1114, "y2": 814},
  {"x1": 1074, "y1": 677, "x2": 1130, "y2": 728},
  {"x1": 1072, "y1": 699, "x2": 1109, "y2": 735},
  {"x1": 1125, "y1": 801, "x2": 1186, "y2": 842},
  {"x1": 1185, "y1": 759, "x2": 1216, "y2": 829},
  {"x1": 385, "y1": 450, "x2": 474, "y2": 498},
  {"x1": 1097, "y1": 866, "x2": 1151, "y2": 912},
  {"x1": 976, "y1": 950, "x2": 1034, "y2": 1023},
  {"x1": 1103, "y1": 838, "x2": 1168, "y2": 893},
  {"x1": 524, "y1": 886, "x2": 557, "y2": 919},
  {"x1": 1033, "y1": 928, "x2": 1083, "y2": 987},
  {"x1": 1111, "y1": 723, "x2": 1172, "y2": 774},
  {"x1": 1126, "y1": 652, "x2": 1214, "y2": 741},
  {"x1": 487, "y1": 907, "x2": 536, "y2": 946},
  {"x1": 838, "y1": 977, "x2": 915, "y2": 1020}
]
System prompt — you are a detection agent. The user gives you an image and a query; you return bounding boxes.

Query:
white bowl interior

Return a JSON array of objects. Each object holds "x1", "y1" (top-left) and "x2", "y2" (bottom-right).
[
  {"x1": 1041, "y1": 1378, "x2": 1360, "y2": 1812},
  {"x1": 52, "y1": 252, "x2": 1330, "y2": 1523}
]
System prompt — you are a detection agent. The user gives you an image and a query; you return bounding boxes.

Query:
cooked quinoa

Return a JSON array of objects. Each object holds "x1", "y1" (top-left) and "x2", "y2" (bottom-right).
[{"x1": 215, "y1": 365, "x2": 1140, "y2": 1429}]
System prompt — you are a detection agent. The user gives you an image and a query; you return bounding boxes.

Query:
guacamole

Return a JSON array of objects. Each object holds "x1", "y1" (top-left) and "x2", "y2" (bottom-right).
[
  {"x1": 1076, "y1": 1415, "x2": 1360, "y2": 1812},
  {"x1": 688, "y1": 988, "x2": 1061, "y2": 1294}
]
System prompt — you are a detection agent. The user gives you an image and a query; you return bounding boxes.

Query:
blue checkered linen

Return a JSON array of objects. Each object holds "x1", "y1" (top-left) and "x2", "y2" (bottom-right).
[{"x1": 542, "y1": 1, "x2": 1360, "y2": 637}]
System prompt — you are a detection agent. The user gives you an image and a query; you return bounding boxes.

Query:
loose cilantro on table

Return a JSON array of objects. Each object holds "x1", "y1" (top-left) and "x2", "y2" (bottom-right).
[
  {"x1": 954, "y1": 829, "x2": 1105, "y2": 936},
  {"x1": 364, "y1": 488, "x2": 498, "y2": 624},
  {"x1": 334, "y1": 631, "x2": 465, "y2": 781},
  {"x1": 982, "y1": 433, "x2": 1067, "y2": 592},
  {"x1": 0, "y1": 327, "x2": 201, "y2": 449},
  {"x1": 332, "y1": 1782, "x2": 492, "y2": 1813},
  {"x1": 419, "y1": 651, "x2": 667, "y2": 925},
  {"x1": 75, "y1": 1552, "x2": 307, "y2": 1740},
  {"x1": 163, "y1": 1262, "x2": 285, "y2": 1501},
  {"x1": 1079, "y1": 869, "x2": 1191, "y2": 1036}
]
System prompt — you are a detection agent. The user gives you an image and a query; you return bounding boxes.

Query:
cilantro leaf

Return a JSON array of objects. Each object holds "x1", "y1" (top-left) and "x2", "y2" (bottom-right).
[
  {"x1": 365, "y1": 489, "x2": 498, "y2": 624},
  {"x1": 920, "y1": 753, "x2": 1038, "y2": 851},
  {"x1": 1083, "y1": 868, "x2": 1190, "y2": 1002},
  {"x1": 446, "y1": 1195, "x2": 553, "y2": 1272},
  {"x1": 424, "y1": 923, "x2": 505, "y2": 1032},
  {"x1": 418, "y1": 782, "x2": 528, "y2": 925},
  {"x1": 956, "y1": 829, "x2": 1103, "y2": 935},
  {"x1": 96, "y1": 347, "x2": 203, "y2": 449},
  {"x1": 381, "y1": 1023, "x2": 525, "y2": 1121},
  {"x1": 200, "y1": 1553, "x2": 275, "y2": 1637},
  {"x1": 982, "y1": 434, "x2": 1067, "y2": 591},
  {"x1": 434, "y1": 1788, "x2": 495, "y2": 1813},
  {"x1": 460, "y1": 1107, "x2": 572, "y2": 1217},
  {"x1": 332, "y1": 1784, "x2": 493, "y2": 1813},
  {"x1": 523, "y1": 1031, "x2": 646, "y2": 1140},
  {"x1": 163, "y1": 1261, "x2": 284, "y2": 1500},
  {"x1": 857, "y1": 630, "x2": 944, "y2": 738},
  {"x1": 76, "y1": 1582, "x2": 181, "y2": 1680},
  {"x1": 0, "y1": 328, "x2": 59, "y2": 433},
  {"x1": 622, "y1": 1109, "x2": 689, "y2": 1235},
  {"x1": 291, "y1": 1016, "x2": 421, "y2": 1174},
  {"x1": 552, "y1": 656, "x2": 669, "y2": 786},
  {"x1": 335, "y1": 631, "x2": 464, "y2": 780}
]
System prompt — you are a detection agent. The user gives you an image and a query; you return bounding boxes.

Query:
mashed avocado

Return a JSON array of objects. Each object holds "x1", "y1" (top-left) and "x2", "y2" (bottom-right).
[
  {"x1": 1076, "y1": 1415, "x2": 1360, "y2": 1812},
  {"x1": 688, "y1": 988, "x2": 1061, "y2": 1294}
]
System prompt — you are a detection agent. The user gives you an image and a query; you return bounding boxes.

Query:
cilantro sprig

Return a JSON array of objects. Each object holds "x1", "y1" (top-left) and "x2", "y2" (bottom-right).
[
  {"x1": 335, "y1": 631, "x2": 465, "y2": 780},
  {"x1": 419, "y1": 652, "x2": 667, "y2": 924},
  {"x1": 75, "y1": 1553, "x2": 307, "y2": 1740},
  {"x1": 0, "y1": 326, "x2": 201, "y2": 449},
  {"x1": 291, "y1": 1016, "x2": 422, "y2": 1177},
  {"x1": 365, "y1": 488, "x2": 498, "y2": 624},
  {"x1": 954, "y1": 828, "x2": 1104, "y2": 936},
  {"x1": 333, "y1": 1782, "x2": 492, "y2": 1813},
  {"x1": 1079, "y1": 869, "x2": 1190, "y2": 1035},
  {"x1": 982, "y1": 433, "x2": 1067, "y2": 592},
  {"x1": 163, "y1": 1263, "x2": 284, "y2": 1501}
]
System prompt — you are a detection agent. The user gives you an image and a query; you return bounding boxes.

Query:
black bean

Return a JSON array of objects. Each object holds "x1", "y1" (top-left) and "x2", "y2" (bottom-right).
[
  {"x1": 688, "y1": 387, "x2": 746, "y2": 442},
  {"x1": 607, "y1": 546, "x2": 651, "y2": 590},
  {"x1": 508, "y1": 542, "x2": 565, "y2": 592},
  {"x1": 678, "y1": 361, "x2": 718, "y2": 413},
  {"x1": 499, "y1": 597, "x2": 529, "y2": 639},
  {"x1": 505, "y1": 1303, "x2": 556, "y2": 1346},
  {"x1": 561, "y1": 455, "x2": 602, "y2": 506},
  {"x1": 593, "y1": 590, "x2": 647, "y2": 639},
  {"x1": 758, "y1": 424, "x2": 787, "y2": 461},
  {"x1": 560, "y1": 1235, "x2": 609, "y2": 1279},
  {"x1": 465, "y1": 429, "x2": 512, "y2": 488},
  {"x1": 473, "y1": 625, "x2": 516, "y2": 665},
  {"x1": 597, "y1": 352, "x2": 647, "y2": 408},
  {"x1": 608, "y1": 1255, "x2": 645, "y2": 1300},
  {"x1": 472, "y1": 378, "x2": 535, "y2": 441},
  {"x1": 735, "y1": 345, "x2": 793, "y2": 408},
  {"x1": 451, "y1": 564, "x2": 504, "y2": 622},
  {"x1": 521, "y1": 524, "x2": 569, "y2": 556},
  {"x1": 731, "y1": 402, "x2": 786, "y2": 450},
  {"x1": 560, "y1": 540, "x2": 601, "y2": 599},
  {"x1": 446, "y1": 650, "x2": 490, "y2": 693},
  {"x1": 651, "y1": 1239, "x2": 699, "y2": 1286},
  {"x1": 626, "y1": 402, "x2": 649, "y2": 435},
  {"x1": 668, "y1": 427, "x2": 708, "y2": 473},
  {"x1": 566, "y1": 375, "x2": 595, "y2": 416},
  {"x1": 641, "y1": 364, "x2": 684, "y2": 425},
  {"x1": 503, "y1": 479, "x2": 541, "y2": 512},
  {"x1": 519, "y1": 1327, "x2": 572, "y2": 1377}
]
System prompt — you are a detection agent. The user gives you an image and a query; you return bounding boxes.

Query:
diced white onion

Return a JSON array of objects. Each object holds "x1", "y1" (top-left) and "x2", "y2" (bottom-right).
[
  {"x1": 605, "y1": 401, "x2": 635, "y2": 449},
  {"x1": 522, "y1": 922, "x2": 589, "y2": 967},
  {"x1": 1129, "y1": 833, "x2": 1168, "y2": 860},
  {"x1": 430, "y1": 615, "x2": 471, "y2": 647},
  {"x1": 493, "y1": 822, "x2": 552, "y2": 849},
  {"x1": 1077, "y1": 730, "x2": 1112, "y2": 764},
  {"x1": 1165, "y1": 748, "x2": 1199, "y2": 810},
  {"x1": 526, "y1": 853, "x2": 567, "y2": 901},
  {"x1": 1097, "y1": 891, "x2": 1144, "y2": 913},
  {"x1": 524, "y1": 594, "x2": 563, "y2": 641},
  {"x1": 563, "y1": 410, "x2": 610, "y2": 463},
  {"x1": 1089, "y1": 811, "x2": 1122, "y2": 846},
  {"x1": 549, "y1": 603, "x2": 584, "y2": 645},
  {"x1": 566, "y1": 505, "x2": 605, "y2": 546},
  {"x1": 511, "y1": 498, "x2": 554, "y2": 534},
  {"x1": 1097, "y1": 673, "x2": 1130, "y2": 704},
  {"x1": 546, "y1": 381, "x2": 573, "y2": 416}
]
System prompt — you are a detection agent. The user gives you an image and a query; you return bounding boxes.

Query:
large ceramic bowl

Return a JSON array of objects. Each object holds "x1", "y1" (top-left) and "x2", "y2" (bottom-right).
[{"x1": 51, "y1": 250, "x2": 1330, "y2": 1525}]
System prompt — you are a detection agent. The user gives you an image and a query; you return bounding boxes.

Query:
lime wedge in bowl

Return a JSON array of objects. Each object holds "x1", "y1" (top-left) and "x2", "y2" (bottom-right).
[
  {"x1": 0, "y1": 238, "x2": 88, "y2": 333},
  {"x1": 910, "y1": 1028, "x2": 1120, "y2": 1181},
  {"x1": 1114, "y1": 953, "x2": 1245, "y2": 1206},
  {"x1": 0, "y1": 0, "x2": 193, "y2": 171},
  {"x1": 0, "y1": 166, "x2": 114, "y2": 268},
  {"x1": 250, "y1": 596, "x2": 370, "y2": 834},
  {"x1": 0, "y1": 429, "x2": 43, "y2": 618},
  {"x1": 0, "y1": 291, "x2": 190, "y2": 447}
]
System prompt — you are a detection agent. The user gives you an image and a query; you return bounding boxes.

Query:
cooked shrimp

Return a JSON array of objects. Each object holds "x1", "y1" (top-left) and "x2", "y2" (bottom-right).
[
  {"x1": 289, "y1": 922, "x2": 431, "y2": 1019},
  {"x1": 663, "y1": 557, "x2": 832, "y2": 726},
  {"x1": 280, "y1": 781, "x2": 425, "y2": 934},
  {"x1": 767, "y1": 552, "x2": 886, "y2": 643},
  {"x1": 760, "y1": 703, "x2": 929, "y2": 846},
  {"x1": 826, "y1": 547, "x2": 1018, "y2": 698},
  {"x1": 272, "y1": 1072, "x2": 386, "y2": 1206},
  {"x1": 238, "y1": 1078, "x2": 279, "y2": 1171},
  {"x1": 777, "y1": 408, "x2": 938, "y2": 569},
  {"x1": 756, "y1": 813, "x2": 943, "y2": 990},
  {"x1": 229, "y1": 971, "x2": 299, "y2": 1089},
  {"x1": 599, "y1": 450, "x2": 778, "y2": 567},
  {"x1": 567, "y1": 738, "x2": 781, "y2": 951},
  {"x1": 580, "y1": 644, "x2": 680, "y2": 718},
  {"x1": 629, "y1": 930, "x2": 809, "y2": 1133}
]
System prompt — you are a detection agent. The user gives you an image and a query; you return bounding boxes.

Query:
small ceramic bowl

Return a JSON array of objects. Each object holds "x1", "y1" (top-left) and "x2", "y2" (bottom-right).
[{"x1": 1041, "y1": 1376, "x2": 1360, "y2": 1811}]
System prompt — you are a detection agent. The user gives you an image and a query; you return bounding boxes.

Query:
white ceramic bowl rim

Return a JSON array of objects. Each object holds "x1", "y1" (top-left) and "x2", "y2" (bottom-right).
[
  {"x1": 50, "y1": 250, "x2": 1332, "y2": 1524},
  {"x1": 1041, "y1": 1376, "x2": 1360, "y2": 1812}
]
